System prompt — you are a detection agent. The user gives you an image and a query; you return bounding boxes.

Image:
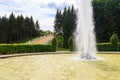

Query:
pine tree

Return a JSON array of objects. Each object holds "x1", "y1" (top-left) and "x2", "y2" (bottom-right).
[
  {"x1": 54, "y1": 6, "x2": 77, "y2": 48},
  {"x1": 93, "y1": 0, "x2": 120, "y2": 42},
  {"x1": 54, "y1": 9, "x2": 62, "y2": 37},
  {"x1": 0, "y1": 13, "x2": 40, "y2": 43},
  {"x1": 62, "y1": 6, "x2": 77, "y2": 48},
  {"x1": 8, "y1": 13, "x2": 17, "y2": 43},
  {"x1": 62, "y1": 7, "x2": 69, "y2": 48},
  {"x1": 35, "y1": 20, "x2": 40, "y2": 30},
  {"x1": 0, "y1": 15, "x2": 9, "y2": 43}
]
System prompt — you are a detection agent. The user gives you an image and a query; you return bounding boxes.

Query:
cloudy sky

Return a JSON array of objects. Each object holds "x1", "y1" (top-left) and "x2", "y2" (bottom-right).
[{"x1": 0, "y1": 0, "x2": 79, "y2": 31}]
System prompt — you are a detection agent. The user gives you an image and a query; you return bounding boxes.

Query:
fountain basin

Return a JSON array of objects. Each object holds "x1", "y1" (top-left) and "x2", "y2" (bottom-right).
[{"x1": 0, "y1": 53, "x2": 119, "y2": 80}]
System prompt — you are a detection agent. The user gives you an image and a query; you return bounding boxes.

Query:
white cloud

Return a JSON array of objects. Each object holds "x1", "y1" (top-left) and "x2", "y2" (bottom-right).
[{"x1": 0, "y1": 0, "x2": 78, "y2": 31}]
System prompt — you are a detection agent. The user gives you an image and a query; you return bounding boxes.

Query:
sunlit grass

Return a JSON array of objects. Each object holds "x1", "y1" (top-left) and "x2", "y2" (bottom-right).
[
  {"x1": 56, "y1": 47, "x2": 69, "y2": 51},
  {"x1": 0, "y1": 53, "x2": 120, "y2": 80}
]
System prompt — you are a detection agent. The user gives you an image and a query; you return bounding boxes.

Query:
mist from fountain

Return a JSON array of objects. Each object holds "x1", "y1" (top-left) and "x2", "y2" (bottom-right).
[{"x1": 75, "y1": 0, "x2": 97, "y2": 60}]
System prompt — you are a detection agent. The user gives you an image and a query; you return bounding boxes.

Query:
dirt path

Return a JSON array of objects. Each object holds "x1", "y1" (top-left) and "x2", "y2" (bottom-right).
[{"x1": 30, "y1": 35, "x2": 54, "y2": 44}]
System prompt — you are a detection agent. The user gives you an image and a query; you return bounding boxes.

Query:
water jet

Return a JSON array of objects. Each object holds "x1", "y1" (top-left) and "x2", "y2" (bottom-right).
[{"x1": 75, "y1": 0, "x2": 98, "y2": 60}]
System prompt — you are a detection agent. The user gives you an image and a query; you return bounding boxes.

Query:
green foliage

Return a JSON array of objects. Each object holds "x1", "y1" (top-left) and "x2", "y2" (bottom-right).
[
  {"x1": 54, "y1": 6, "x2": 77, "y2": 48},
  {"x1": 0, "y1": 44, "x2": 53, "y2": 54},
  {"x1": 0, "y1": 13, "x2": 40, "y2": 43},
  {"x1": 0, "y1": 16, "x2": 8, "y2": 43},
  {"x1": 56, "y1": 47, "x2": 69, "y2": 51},
  {"x1": 62, "y1": 6, "x2": 77, "y2": 48},
  {"x1": 54, "y1": 1, "x2": 120, "y2": 43},
  {"x1": 97, "y1": 43, "x2": 120, "y2": 51},
  {"x1": 52, "y1": 38, "x2": 57, "y2": 52},
  {"x1": 54, "y1": 9, "x2": 62, "y2": 37},
  {"x1": 55, "y1": 42, "x2": 120, "y2": 51},
  {"x1": 68, "y1": 37, "x2": 74, "y2": 51},
  {"x1": 110, "y1": 34, "x2": 119, "y2": 51},
  {"x1": 97, "y1": 43, "x2": 112, "y2": 51},
  {"x1": 92, "y1": 0, "x2": 120, "y2": 42},
  {"x1": 57, "y1": 36, "x2": 63, "y2": 48}
]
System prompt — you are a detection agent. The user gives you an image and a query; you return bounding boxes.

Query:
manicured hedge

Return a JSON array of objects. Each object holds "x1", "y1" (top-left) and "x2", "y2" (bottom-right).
[
  {"x1": 97, "y1": 43, "x2": 120, "y2": 51},
  {"x1": 0, "y1": 44, "x2": 54, "y2": 54}
]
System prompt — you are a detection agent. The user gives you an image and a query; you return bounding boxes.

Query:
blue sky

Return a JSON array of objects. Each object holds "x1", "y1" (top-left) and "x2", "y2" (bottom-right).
[{"x1": 0, "y1": 0, "x2": 78, "y2": 31}]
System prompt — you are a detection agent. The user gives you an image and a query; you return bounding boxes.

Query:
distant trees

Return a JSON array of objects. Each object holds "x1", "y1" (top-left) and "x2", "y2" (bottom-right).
[
  {"x1": 0, "y1": 15, "x2": 9, "y2": 43},
  {"x1": 54, "y1": 0, "x2": 120, "y2": 48},
  {"x1": 0, "y1": 13, "x2": 40, "y2": 43},
  {"x1": 92, "y1": 0, "x2": 120, "y2": 42},
  {"x1": 54, "y1": 6, "x2": 77, "y2": 48},
  {"x1": 62, "y1": 6, "x2": 77, "y2": 48}
]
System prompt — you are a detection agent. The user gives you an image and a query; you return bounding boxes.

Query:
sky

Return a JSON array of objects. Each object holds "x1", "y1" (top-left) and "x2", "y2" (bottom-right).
[{"x1": 0, "y1": 0, "x2": 79, "y2": 31}]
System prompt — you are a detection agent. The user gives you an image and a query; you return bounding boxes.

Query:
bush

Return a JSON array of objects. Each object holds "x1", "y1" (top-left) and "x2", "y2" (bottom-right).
[
  {"x1": 0, "y1": 44, "x2": 53, "y2": 54},
  {"x1": 97, "y1": 43, "x2": 120, "y2": 51},
  {"x1": 52, "y1": 38, "x2": 57, "y2": 52},
  {"x1": 97, "y1": 43, "x2": 112, "y2": 51},
  {"x1": 57, "y1": 36, "x2": 63, "y2": 48},
  {"x1": 110, "y1": 34, "x2": 119, "y2": 51},
  {"x1": 68, "y1": 37, "x2": 74, "y2": 51}
]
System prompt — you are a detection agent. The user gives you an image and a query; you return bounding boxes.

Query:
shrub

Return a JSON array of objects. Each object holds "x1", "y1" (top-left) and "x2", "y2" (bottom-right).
[
  {"x1": 110, "y1": 34, "x2": 119, "y2": 51},
  {"x1": 0, "y1": 44, "x2": 53, "y2": 54},
  {"x1": 57, "y1": 36, "x2": 63, "y2": 48},
  {"x1": 97, "y1": 43, "x2": 120, "y2": 51},
  {"x1": 68, "y1": 37, "x2": 74, "y2": 51},
  {"x1": 97, "y1": 43, "x2": 112, "y2": 51},
  {"x1": 52, "y1": 38, "x2": 57, "y2": 52}
]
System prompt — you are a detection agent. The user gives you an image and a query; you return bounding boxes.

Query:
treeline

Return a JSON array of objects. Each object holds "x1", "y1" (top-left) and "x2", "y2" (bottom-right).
[
  {"x1": 54, "y1": 6, "x2": 77, "y2": 48},
  {"x1": 92, "y1": 0, "x2": 120, "y2": 42},
  {"x1": 0, "y1": 13, "x2": 40, "y2": 43},
  {"x1": 54, "y1": 0, "x2": 120, "y2": 48}
]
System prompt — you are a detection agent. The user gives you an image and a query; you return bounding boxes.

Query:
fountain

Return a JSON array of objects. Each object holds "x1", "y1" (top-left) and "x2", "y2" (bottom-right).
[{"x1": 75, "y1": 0, "x2": 97, "y2": 60}]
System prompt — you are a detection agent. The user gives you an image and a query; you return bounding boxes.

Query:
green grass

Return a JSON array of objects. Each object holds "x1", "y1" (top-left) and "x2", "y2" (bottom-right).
[
  {"x1": 56, "y1": 47, "x2": 69, "y2": 51},
  {"x1": 0, "y1": 53, "x2": 120, "y2": 80},
  {"x1": 16, "y1": 37, "x2": 38, "y2": 44}
]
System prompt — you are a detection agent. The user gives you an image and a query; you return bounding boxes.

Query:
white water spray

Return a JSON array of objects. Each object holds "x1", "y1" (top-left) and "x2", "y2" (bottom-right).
[{"x1": 75, "y1": 0, "x2": 97, "y2": 59}]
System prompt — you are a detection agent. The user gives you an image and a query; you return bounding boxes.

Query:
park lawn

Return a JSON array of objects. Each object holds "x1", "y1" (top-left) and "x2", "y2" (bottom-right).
[
  {"x1": 56, "y1": 47, "x2": 69, "y2": 51},
  {"x1": 0, "y1": 53, "x2": 120, "y2": 80}
]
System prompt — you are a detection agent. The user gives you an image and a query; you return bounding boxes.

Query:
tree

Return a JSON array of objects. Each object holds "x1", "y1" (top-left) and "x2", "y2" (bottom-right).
[
  {"x1": 92, "y1": 0, "x2": 107, "y2": 42},
  {"x1": 0, "y1": 15, "x2": 9, "y2": 43},
  {"x1": 110, "y1": 34, "x2": 119, "y2": 51},
  {"x1": 62, "y1": 6, "x2": 77, "y2": 48},
  {"x1": 93, "y1": 0, "x2": 120, "y2": 42},
  {"x1": 8, "y1": 13, "x2": 17, "y2": 43},
  {"x1": 0, "y1": 13, "x2": 40, "y2": 43},
  {"x1": 53, "y1": 6, "x2": 77, "y2": 48},
  {"x1": 54, "y1": 9, "x2": 63, "y2": 47},
  {"x1": 68, "y1": 37, "x2": 74, "y2": 51},
  {"x1": 52, "y1": 38, "x2": 57, "y2": 52},
  {"x1": 35, "y1": 20, "x2": 40, "y2": 30},
  {"x1": 16, "y1": 15, "x2": 25, "y2": 41},
  {"x1": 54, "y1": 9, "x2": 62, "y2": 37}
]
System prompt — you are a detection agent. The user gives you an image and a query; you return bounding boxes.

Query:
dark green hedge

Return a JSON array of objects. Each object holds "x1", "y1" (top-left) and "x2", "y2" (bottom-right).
[
  {"x1": 0, "y1": 44, "x2": 54, "y2": 54},
  {"x1": 97, "y1": 43, "x2": 120, "y2": 51}
]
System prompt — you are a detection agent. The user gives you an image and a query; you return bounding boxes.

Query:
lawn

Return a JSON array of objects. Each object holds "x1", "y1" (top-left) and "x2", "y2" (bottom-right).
[{"x1": 0, "y1": 53, "x2": 120, "y2": 80}]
